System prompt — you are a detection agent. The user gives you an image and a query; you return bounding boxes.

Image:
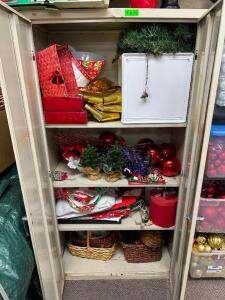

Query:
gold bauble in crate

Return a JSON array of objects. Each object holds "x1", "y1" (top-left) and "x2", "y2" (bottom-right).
[
  {"x1": 221, "y1": 242, "x2": 225, "y2": 251},
  {"x1": 208, "y1": 235, "x2": 224, "y2": 249},
  {"x1": 191, "y1": 262, "x2": 198, "y2": 268},
  {"x1": 192, "y1": 268, "x2": 203, "y2": 278},
  {"x1": 207, "y1": 257, "x2": 213, "y2": 263},
  {"x1": 192, "y1": 255, "x2": 200, "y2": 262},
  {"x1": 197, "y1": 244, "x2": 205, "y2": 253},
  {"x1": 196, "y1": 235, "x2": 207, "y2": 245},
  {"x1": 204, "y1": 245, "x2": 212, "y2": 253}
]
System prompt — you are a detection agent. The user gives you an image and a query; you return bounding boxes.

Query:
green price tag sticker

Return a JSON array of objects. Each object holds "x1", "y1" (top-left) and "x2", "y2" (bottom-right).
[{"x1": 124, "y1": 9, "x2": 139, "y2": 17}]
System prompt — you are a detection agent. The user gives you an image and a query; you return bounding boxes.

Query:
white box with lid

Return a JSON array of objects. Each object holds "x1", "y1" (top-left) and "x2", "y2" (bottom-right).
[{"x1": 120, "y1": 53, "x2": 194, "y2": 124}]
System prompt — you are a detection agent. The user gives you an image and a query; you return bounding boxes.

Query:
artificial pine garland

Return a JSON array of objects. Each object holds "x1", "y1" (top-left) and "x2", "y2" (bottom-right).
[{"x1": 114, "y1": 24, "x2": 196, "y2": 60}]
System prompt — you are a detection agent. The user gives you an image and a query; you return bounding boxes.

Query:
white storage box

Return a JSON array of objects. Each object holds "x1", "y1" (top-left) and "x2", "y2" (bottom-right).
[
  {"x1": 120, "y1": 53, "x2": 194, "y2": 124},
  {"x1": 190, "y1": 250, "x2": 225, "y2": 278}
]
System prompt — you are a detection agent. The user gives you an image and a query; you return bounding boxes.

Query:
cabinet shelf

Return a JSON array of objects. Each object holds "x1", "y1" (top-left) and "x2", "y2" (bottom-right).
[
  {"x1": 63, "y1": 246, "x2": 170, "y2": 280},
  {"x1": 20, "y1": 8, "x2": 207, "y2": 25},
  {"x1": 46, "y1": 120, "x2": 187, "y2": 129},
  {"x1": 53, "y1": 161, "x2": 181, "y2": 188},
  {"x1": 58, "y1": 211, "x2": 175, "y2": 231}
]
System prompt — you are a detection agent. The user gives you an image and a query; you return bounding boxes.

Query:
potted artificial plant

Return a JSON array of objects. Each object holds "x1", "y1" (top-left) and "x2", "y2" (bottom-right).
[
  {"x1": 80, "y1": 145, "x2": 102, "y2": 180},
  {"x1": 103, "y1": 144, "x2": 123, "y2": 182}
]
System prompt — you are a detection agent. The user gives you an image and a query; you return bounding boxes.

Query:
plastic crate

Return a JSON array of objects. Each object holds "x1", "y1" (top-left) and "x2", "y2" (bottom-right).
[
  {"x1": 196, "y1": 197, "x2": 225, "y2": 233},
  {"x1": 206, "y1": 125, "x2": 225, "y2": 178},
  {"x1": 190, "y1": 250, "x2": 225, "y2": 278}
]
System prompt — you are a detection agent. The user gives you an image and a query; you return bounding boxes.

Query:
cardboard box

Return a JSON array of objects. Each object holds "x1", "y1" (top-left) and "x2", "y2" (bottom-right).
[{"x1": 0, "y1": 111, "x2": 15, "y2": 173}]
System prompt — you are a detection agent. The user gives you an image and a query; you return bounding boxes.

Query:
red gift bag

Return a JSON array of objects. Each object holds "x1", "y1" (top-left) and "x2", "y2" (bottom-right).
[
  {"x1": 36, "y1": 45, "x2": 79, "y2": 98},
  {"x1": 130, "y1": 0, "x2": 157, "y2": 8}
]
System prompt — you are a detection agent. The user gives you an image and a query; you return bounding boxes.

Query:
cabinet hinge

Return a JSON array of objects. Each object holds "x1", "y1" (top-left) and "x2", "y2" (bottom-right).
[
  {"x1": 194, "y1": 50, "x2": 198, "y2": 60},
  {"x1": 32, "y1": 51, "x2": 35, "y2": 61}
]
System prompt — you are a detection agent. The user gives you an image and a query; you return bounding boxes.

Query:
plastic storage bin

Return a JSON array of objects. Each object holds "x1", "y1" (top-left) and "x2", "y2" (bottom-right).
[
  {"x1": 120, "y1": 53, "x2": 194, "y2": 124},
  {"x1": 216, "y1": 45, "x2": 225, "y2": 106},
  {"x1": 190, "y1": 251, "x2": 225, "y2": 278},
  {"x1": 206, "y1": 125, "x2": 225, "y2": 178},
  {"x1": 196, "y1": 197, "x2": 225, "y2": 233}
]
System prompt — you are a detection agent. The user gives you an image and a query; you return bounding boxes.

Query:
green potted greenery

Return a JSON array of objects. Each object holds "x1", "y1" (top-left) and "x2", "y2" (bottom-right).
[
  {"x1": 80, "y1": 145, "x2": 102, "y2": 180},
  {"x1": 103, "y1": 144, "x2": 123, "y2": 182}
]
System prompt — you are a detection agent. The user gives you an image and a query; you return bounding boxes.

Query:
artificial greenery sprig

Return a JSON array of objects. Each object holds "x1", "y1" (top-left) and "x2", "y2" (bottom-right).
[{"x1": 114, "y1": 24, "x2": 196, "y2": 61}]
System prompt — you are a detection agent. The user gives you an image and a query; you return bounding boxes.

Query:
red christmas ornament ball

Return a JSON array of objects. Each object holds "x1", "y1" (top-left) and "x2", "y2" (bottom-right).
[
  {"x1": 208, "y1": 152, "x2": 217, "y2": 161},
  {"x1": 99, "y1": 131, "x2": 117, "y2": 146},
  {"x1": 160, "y1": 158, "x2": 181, "y2": 177},
  {"x1": 201, "y1": 183, "x2": 217, "y2": 198},
  {"x1": 75, "y1": 143, "x2": 85, "y2": 157},
  {"x1": 159, "y1": 143, "x2": 176, "y2": 159},
  {"x1": 207, "y1": 168, "x2": 217, "y2": 177},
  {"x1": 136, "y1": 138, "x2": 154, "y2": 154},
  {"x1": 218, "y1": 164, "x2": 225, "y2": 175},
  {"x1": 201, "y1": 207, "x2": 217, "y2": 220},
  {"x1": 146, "y1": 145, "x2": 160, "y2": 165},
  {"x1": 118, "y1": 136, "x2": 126, "y2": 145},
  {"x1": 215, "y1": 218, "x2": 225, "y2": 230}
]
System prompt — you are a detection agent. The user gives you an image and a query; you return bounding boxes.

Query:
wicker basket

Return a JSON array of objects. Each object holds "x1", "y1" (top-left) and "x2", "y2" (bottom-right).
[
  {"x1": 67, "y1": 231, "x2": 115, "y2": 248},
  {"x1": 67, "y1": 231, "x2": 116, "y2": 261},
  {"x1": 140, "y1": 231, "x2": 162, "y2": 249},
  {"x1": 120, "y1": 231, "x2": 162, "y2": 263}
]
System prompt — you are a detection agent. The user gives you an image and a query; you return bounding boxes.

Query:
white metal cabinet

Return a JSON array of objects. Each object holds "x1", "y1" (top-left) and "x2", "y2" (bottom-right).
[
  {"x1": 0, "y1": 3, "x2": 63, "y2": 300},
  {"x1": 179, "y1": 1, "x2": 225, "y2": 299},
  {"x1": 0, "y1": 3, "x2": 225, "y2": 300}
]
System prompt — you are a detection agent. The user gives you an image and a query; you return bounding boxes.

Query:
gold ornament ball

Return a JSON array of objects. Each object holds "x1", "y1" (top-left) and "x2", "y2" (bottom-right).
[
  {"x1": 204, "y1": 245, "x2": 212, "y2": 253},
  {"x1": 208, "y1": 235, "x2": 224, "y2": 249},
  {"x1": 221, "y1": 242, "x2": 225, "y2": 250},
  {"x1": 191, "y1": 262, "x2": 198, "y2": 268},
  {"x1": 196, "y1": 236, "x2": 207, "y2": 245},
  {"x1": 207, "y1": 257, "x2": 213, "y2": 263},
  {"x1": 193, "y1": 268, "x2": 203, "y2": 278},
  {"x1": 192, "y1": 255, "x2": 199, "y2": 262},
  {"x1": 197, "y1": 244, "x2": 205, "y2": 252}
]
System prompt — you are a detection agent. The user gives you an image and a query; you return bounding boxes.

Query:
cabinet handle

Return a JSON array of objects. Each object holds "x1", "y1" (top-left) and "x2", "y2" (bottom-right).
[{"x1": 196, "y1": 216, "x2": 205, "y2": 221}]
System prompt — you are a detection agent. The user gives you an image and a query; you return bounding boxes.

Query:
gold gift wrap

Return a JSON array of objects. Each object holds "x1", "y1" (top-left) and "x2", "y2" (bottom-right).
[
  {"x1": 82, "y1": 90, "x2": 122, "y2": 105},
  {"x1": 85, "y1": 104, "x2": 120, "y2": 122},
  {"x1": 80, "y1": 78, "x2": 122, "y2": 122},
  {"x1": 94, "y1": 104, "x2": 122, "y2": 113}
]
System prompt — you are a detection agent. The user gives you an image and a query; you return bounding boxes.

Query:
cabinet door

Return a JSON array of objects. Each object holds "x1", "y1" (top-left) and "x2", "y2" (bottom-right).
[
  {"x1": 170, "y1": 1, "x2": 225, "y2": 299},
  {"x1": 0, "y1": 3, "x2": 63, "y2": 300}
]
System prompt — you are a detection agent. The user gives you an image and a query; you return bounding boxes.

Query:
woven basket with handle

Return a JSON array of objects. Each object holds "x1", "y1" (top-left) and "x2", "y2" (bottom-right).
[
  {"x1": 67, "y1": 231, "x2": 116, "y2": 261},
  {"x1": 140, "y1": 231, "x2": 162, "y2": 249},
  {"x1": 67, "y1": 231, "x2": 115, "y2": 248},
  {"x1": 120, "y1": 231, "x2": 162, "y2": 263}
]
